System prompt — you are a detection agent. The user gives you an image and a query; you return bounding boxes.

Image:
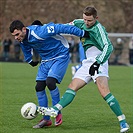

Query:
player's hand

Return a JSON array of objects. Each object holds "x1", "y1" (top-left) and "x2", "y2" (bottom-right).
[
  {"x1": 29, "y1": 61, "x2": 39, "y2": 67},
  {"x1": 83, "y1": 30, "x2": 90, "y2": 38},
  {"x1": 89, "y1": 61, "x2": 100, "y2": 76}
]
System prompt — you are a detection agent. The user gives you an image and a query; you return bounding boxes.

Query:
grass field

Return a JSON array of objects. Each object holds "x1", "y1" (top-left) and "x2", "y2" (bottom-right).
[{"x1": 0, "y1": 62, "x2": 132, "y2": 133}]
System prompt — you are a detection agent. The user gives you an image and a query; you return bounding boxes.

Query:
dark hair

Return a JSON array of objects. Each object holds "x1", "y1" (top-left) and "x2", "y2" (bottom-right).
[
  {"x1": 31, "y1": 20, "x2": 43, "y2": 26},
  {"x1": 83, "y1": 6, "x2": 97, "y2": 18},
  {"x1": 9, "y1": 20, "x2": 25, "y2": 33}
]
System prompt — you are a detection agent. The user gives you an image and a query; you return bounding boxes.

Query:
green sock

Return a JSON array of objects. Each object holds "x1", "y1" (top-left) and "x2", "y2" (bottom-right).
[
  {"x1": 53, "y1": 88, "x2": 76, "y2": 111},
  {"x1": 104, "y1": 93, "x2": 126, "y2": 123}
]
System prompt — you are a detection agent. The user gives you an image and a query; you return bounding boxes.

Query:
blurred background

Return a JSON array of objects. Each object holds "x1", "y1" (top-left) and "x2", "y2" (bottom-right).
[{"x1": 0, "y1": 0, "x2": 133, "y2": 65}]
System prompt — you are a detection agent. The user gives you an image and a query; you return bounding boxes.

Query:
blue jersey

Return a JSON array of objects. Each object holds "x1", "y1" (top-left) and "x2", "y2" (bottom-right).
[{"x1": 20, "y1": 22, "x2": 85, "y2": 63}]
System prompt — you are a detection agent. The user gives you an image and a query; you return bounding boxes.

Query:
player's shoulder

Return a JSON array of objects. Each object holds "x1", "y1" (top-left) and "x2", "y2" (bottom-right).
[
  {"x1": 70, "y1": 19, "x2": 84, "y2": 25},
  {"x1": 27, "y1": 25, "x2": 40, "y2": 31},
  {"x1": 73, "y1": 19, "x2": 84, "y2": 23},
  {"x1": 27, "y1": 24, "x2": 48, "y2": 33},
  {"x1": 69, "y1": 19, "x2": 84, "y2": 28},
  {"x1": 93, "y1": 21, "x2": 108, "y2": 36},
  {"x1": 95, "y1": 21, "x2": 105, "y2": 30}
]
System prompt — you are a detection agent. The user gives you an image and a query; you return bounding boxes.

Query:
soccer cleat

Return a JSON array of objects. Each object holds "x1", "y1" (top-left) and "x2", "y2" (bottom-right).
[
  {"x1": 37, "y1": 106, "x2": 58, "y2": 118},
  {"x1": 120, "y1": 122, "x2": 129, "y2": 133},
  {"x1": 55, "y1": 113, "x2": 63, "y2": 126},
  {"x1": 33, "y1": 119, "x2": 52, "y2": 128},
  {"x1": 37, "y1": 106, "x2": 46, "y2": 115}
]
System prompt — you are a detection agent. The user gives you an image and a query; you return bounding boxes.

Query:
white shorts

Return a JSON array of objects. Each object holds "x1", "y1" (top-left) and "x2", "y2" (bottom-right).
[{"x1": 73, "y1": 46, "x2": 109, "y2": 83}]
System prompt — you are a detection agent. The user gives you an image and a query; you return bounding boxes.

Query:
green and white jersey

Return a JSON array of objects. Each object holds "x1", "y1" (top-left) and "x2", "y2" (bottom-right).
[{"x1": 69, "y1": 19, "x2": 113, "y2": 64}]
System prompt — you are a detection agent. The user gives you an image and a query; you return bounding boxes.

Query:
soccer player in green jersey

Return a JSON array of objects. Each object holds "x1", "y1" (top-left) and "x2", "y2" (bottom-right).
[{"x1": 37, "y1": 6, "x2": 129, "y2": 133}]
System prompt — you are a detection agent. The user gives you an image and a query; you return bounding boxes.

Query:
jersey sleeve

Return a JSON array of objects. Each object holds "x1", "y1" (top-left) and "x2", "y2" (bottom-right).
[
  {"x1": 94, "y1": 24, "x2": 113, "y2": 64},
  {"x1": 20, "y1": 42, "x2": 33, "y2": 63},
  {"x1": 96, "y1": 42, "x2": 113, "y2": 64},
  {"x1": 30, "y1": 22, "x2": 85, "y2": 39},
  {"x1": 46, "y1": 22, "x2": 85, "y2": 37},
  {"x1": 29, "y1": 22, "x2": 85, "y2": 39}
]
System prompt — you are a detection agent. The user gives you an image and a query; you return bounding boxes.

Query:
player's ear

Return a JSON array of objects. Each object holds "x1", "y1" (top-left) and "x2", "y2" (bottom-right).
[
  {"x1": 22, "y1": 27, "x2": 26, "y2": 33},
  {"x1": 95, "y1": 16, "x2": 98, "y2": 19}
]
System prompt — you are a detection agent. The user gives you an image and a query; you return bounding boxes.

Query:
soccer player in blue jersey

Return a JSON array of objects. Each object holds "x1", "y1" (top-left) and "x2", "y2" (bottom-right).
[{"x1": 9, "y1": 20, "x2": 89, "y2": 128}]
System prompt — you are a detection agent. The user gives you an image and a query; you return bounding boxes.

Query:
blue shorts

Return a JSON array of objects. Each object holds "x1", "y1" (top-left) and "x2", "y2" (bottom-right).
[{"x1": 36, "y1": 55, "x2": 70, "y2": 83}]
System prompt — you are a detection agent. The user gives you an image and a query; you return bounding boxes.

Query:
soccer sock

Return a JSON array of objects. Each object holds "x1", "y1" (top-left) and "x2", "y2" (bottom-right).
[
  {"x1": 50, "y1": 87, "x2": 61, "y2": 114},
  {"x1": 36, "y1": 90, "x2": 50, "y2": 120},
  {"x1": 104, "y1": 93, "x2": 126, "y2": 123},
  {"x1": 54, "y1": 88, "x2": 76, "y2": 111},
  {"x1": 50, "y1": 87, "x2": 60, "y2": 106}
]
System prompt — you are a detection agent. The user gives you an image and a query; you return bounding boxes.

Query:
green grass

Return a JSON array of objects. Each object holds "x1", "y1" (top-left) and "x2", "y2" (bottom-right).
[{"x1": 0, "y1": 62, "x2": 132, "y2": 133}]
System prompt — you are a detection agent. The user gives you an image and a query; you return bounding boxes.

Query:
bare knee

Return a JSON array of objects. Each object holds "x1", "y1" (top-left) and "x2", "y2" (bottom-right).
[
  {"x1": 96, "y1": 77, "x2": 110, "y2": 97},
  {"x1": 68, "y1": 78, "x2": 86, "y2": 92}
]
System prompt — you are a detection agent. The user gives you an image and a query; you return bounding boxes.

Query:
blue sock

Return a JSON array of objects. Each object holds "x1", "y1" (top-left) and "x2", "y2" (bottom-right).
[
  {"x1": 36, "y1": 90, "x2": 50, "y2": 120},
  {"x1": 50, "y1": 87, "x2": 61, "y2": 114},
  {"x1": 50, "y1": 87, "x2": 60, "y2": 105}
]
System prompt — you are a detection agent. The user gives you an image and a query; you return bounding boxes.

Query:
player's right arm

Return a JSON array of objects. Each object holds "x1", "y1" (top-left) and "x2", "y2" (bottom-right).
[
  {"x1": 20, "y1": 43, "x2": 39, "y2": 67},
  {"x1": 33, "y1": 22, "x2": 89, "y2": 39},
  {"x1": 20, "y1": 42, "x2": 32, "y2": 63}
]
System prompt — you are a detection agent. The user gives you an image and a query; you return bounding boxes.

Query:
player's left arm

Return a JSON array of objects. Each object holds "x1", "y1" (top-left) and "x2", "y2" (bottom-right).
[
  {"x1": 94, "y1": 24, "x2": 113, "y2": 64},
  {"x1": 89, "y1": 28, "x2": 113, "y2": 76},
  {"x1": 96, "y1": 33, "x2": 113, "y2": 64}
]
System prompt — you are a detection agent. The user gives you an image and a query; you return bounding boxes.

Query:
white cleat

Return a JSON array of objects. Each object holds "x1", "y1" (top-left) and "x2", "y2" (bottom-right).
[
  {"x1": 120, "y1": 123, "x2": 129, "y2": 133},
  {"x1": 37, "y1": 106, "x2": 58, "y2": 118}
]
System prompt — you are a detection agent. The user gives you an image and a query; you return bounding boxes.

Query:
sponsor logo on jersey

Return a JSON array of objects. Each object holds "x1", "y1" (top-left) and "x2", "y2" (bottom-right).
[{"x1": 47, "y1": 26, "x2": 54, "y2": 33}]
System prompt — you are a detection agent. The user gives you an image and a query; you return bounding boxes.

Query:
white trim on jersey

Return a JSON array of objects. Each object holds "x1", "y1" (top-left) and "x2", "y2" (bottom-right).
[
  {"x1": 52, "y1": 34, "x2": 69, "y2": 48},
  {"x1": 41, "y1": 55, "x2": 65, "y2": 62},
  {"x1": 97, "y1": 23, "x2": 109, "y2": 62},
  {"x1": 31, "y1": 30, "x2": 45, "y2": 40}
]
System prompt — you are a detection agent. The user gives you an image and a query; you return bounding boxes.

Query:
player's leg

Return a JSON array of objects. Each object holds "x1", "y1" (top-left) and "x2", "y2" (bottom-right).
[
  {"x1": 90, "y1": 60, "x2": 129, "y2": 132},
  {"x1": 33, "y1": 63, "x2": 52, "y2": 128},
  {"x1": 33, "y1": 80, "x2": 52, "y2": 128},
  {"x1": 46, "y1": 55, "x2": 70, "y2": 126},
  {"x1": 96, "y1": 76, "x2": 129, "y2": 133},
  {"x1": 46, "y1": 77, "x2": 62, "y2": 126},
  {"x1": 46, "y1": 77, "x2": 60, "y2": 106},
  {"x1": 55, "y1": 78, "x2": 86, "y2": 109}
]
